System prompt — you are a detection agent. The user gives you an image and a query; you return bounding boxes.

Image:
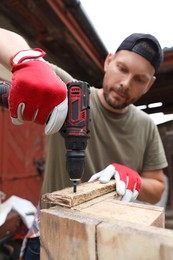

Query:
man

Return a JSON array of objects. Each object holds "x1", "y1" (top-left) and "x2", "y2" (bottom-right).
[{"x1": 0, "y1": 29, "x2": 167, "y2": 259}]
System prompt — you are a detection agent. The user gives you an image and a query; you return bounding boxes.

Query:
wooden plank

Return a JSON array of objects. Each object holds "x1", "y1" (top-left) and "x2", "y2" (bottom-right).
[
  {"x1": 97, "y1": 222, "x2": 173, "y2": 260},
  {"x1": 74, "y1": 198, "x2": 165, "y2": 228},
  {"x1": 40, "y1": 206, "x2": 100, "y2": 260},
  {"x1": 42, "y1": 180, "x2": 120, "y2": 207}
]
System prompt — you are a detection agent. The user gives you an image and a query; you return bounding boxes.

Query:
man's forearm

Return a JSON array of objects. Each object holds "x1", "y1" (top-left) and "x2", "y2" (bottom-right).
[
  {"x1": 0, "y1": 28, "x2": 30, "y2": 70},
  {"x1": 138, "y1": 176, "x2": 165, "y2": 204}
]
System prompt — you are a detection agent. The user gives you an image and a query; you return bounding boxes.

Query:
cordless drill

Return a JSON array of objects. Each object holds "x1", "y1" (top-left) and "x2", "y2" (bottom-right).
[
  {"x1": 60, "y1": 81, "x2": 90, "y2": 192},
  {"x1": 0, "y1": 80, "x2": 90, "y2": 193}
]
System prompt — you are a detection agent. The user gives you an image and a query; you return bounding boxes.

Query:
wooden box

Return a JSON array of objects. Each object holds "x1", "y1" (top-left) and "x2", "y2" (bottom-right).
[{"x1": 40, "y1": 184, "x2": 173, "y2": 260}]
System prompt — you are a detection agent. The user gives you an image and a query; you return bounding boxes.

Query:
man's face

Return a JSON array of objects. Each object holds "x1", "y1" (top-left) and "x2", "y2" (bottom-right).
[{"x1": 102, "y1": 50, "x2": 156, "y2": 110}]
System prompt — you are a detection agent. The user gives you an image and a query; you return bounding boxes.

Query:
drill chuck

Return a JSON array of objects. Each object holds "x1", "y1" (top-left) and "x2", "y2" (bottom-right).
[{"x1": 66, "y1": 150, "x2": 85, "y2": 181}]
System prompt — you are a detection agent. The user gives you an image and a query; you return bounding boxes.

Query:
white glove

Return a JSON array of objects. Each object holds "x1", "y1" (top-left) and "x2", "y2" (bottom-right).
[
  {"x1": 88, "y1": 163, "x2": 141, "y2": 202},
  {"x1": 0, "y1": 195, "x2": 36, "y2": 228},
  {"x1": 45, "y1": 97, "x2": 67, "y2": 135}
]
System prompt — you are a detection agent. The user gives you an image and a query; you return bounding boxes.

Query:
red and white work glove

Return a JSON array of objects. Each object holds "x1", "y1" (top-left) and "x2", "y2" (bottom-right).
[
  {"x1": 88, "y1": 163, "x2": 141, "y2": 202},
  {"x1": 9, "y1": 48, "x2": 68, "y2": 135}
]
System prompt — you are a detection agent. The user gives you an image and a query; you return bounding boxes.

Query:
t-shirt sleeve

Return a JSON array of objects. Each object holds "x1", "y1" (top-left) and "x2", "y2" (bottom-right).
[
  {"x1": 142, "y1": 123, "x2": 168, "y2": 171},
  {"x1": 47, "y1": 62, "x2": 74, "y2": 83}
]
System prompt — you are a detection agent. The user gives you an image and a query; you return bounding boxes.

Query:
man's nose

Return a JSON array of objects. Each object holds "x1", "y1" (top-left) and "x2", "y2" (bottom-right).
[{"x1": 120, "y1": 75, "x2": 132, "y2": 89}]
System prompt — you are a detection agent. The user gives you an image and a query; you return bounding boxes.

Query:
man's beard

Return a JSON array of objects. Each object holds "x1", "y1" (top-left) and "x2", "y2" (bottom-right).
[{"x1": 103, "y1": 90, "x2": 129, "y2": 110}]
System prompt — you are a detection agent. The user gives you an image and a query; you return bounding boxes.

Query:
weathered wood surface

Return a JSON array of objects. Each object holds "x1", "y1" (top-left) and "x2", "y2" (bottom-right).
[
  {"x1": 40, "y1": 203, "x2": 171, "y2": 260},
  {"x1": 42, "y1": 180, "x2": 120, "y2": 207},
  {"x1": 97, "y1": 222, "x2": 173, "y2": 260},
  {"x1": 73, "y1": 194, "x2": 165, "y2": 228},
  {"x1": 41, "y1": 207, "x2": 99, "y2": 260}
]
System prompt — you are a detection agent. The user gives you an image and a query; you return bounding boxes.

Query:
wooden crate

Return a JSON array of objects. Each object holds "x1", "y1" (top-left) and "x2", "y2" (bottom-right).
[{"x1": 40, "y1": 190, "x2": 173, "y2": 260}]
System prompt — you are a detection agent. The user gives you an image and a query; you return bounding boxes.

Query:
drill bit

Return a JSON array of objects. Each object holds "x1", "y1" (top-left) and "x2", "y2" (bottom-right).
[{"x1": 73, "y1": 181, "x2": 77, "y2": 193}]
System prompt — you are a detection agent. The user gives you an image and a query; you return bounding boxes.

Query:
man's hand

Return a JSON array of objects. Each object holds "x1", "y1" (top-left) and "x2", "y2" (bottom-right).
[
  {"x1": 9, "y1": 48, "x2": 68, "y2": 135},
  {"x1": 88, "y1": 163, "x2": 141, "y2": 202}
]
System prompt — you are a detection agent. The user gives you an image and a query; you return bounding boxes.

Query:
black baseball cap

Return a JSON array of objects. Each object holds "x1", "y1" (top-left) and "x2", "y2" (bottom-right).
[{"x1": 116, "y1": 33, "x2": 163, "y2": 73}]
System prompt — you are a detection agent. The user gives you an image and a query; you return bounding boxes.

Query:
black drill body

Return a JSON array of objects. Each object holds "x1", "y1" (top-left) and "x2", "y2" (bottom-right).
[
  {"x1": 60, "y1": 81, "x2": 90, "y2": 192},
  {"x1": 0, "y1": 80, "x2": 90, "y2": 192},
  {"x1": 0, "y1": 81, "x2": 10, "y2": 108}
]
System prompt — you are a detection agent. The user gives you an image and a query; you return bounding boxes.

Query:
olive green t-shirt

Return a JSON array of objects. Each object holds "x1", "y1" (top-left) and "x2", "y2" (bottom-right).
[{"x1": 41, "y1": 64, "x2": 168, "y2": 195}]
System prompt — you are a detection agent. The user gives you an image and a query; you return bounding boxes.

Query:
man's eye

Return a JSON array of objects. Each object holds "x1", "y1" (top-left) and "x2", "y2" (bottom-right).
[
  {"x1": 118, "y1": 65, "x2": 127, "y2": 73},
  {"x1": 136, "y1": 78, "x2": 146, "y2": 84}
]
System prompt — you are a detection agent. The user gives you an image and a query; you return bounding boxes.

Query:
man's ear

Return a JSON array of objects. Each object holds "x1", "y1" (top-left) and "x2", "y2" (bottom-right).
[
  {"x1": 104, "y1": 53, "x2": 114, "y2": 72},
  {"x1": 144, "y1": 76, "x2": 156, "y2": 94}
]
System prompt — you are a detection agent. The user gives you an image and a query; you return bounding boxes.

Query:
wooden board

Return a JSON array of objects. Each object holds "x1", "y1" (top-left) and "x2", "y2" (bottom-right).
[
  {"x1": 42, "y1": 180, "x2": 121, "y2": 207},
  {"x1": 40, "y1": 207, "x2": 100, "y2": 260},
  {"x1": 97, "y1": 222, "x2": 173, "y2": 260},
  {"x1": 73, "y1": 196, "x2": 165, "y2": 227}
]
